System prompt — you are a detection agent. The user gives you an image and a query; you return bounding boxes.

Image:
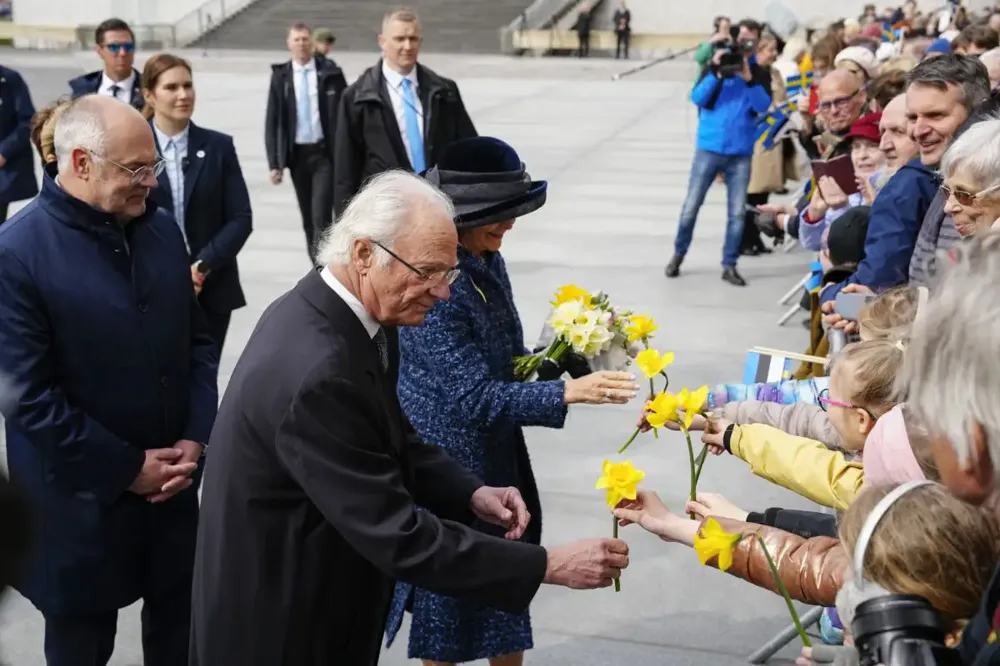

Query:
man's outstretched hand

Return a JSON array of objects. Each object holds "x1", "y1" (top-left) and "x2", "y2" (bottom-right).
[
  {"x1": 543, "y1": 538, "x2": 630, "y2": 589},
  {"x1": 470, "y1": 486, "x2": 530, "y2": 540}
]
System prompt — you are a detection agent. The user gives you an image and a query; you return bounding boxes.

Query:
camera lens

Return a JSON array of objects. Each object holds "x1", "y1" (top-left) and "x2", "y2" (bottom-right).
[{"x1": 853, "y1": 595, "x2": 947, "y2": 666}]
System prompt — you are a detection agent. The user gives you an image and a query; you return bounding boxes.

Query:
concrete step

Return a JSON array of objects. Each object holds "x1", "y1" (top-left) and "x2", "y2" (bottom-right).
[{"x1": 192, "y1": 0, "x2": 533, "y2": 54}]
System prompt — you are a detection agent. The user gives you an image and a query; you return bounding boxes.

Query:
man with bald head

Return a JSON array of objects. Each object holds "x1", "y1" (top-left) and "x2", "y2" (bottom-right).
[
  {"x1": 0, "y1": 94, "x2": 218, "y2": 665},
  {"x1": 815, "y1": 69, "x2": 868, "y2": 151},
  {"x1": 879, "y1": 93, "x2": 918, "y2": 172}
]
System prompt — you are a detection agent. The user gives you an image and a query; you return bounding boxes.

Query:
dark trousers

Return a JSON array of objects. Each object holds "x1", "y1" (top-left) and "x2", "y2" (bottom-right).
[
  {"x1": 0, "y1": 203, "x2": 9, "y2": 224},
  {"x1": 742, "y1": 192, "x2": 770, "y2": 252},
  {"x1": 43, "y1": 580, "x2": 191, "y2": 666},
  {"x1": 202, "y1": 308, "x2": 232, "y2": 357},
  {"x1": 616, "y1": 31, "x2": 630, "y2": 59},
  {"x1": 289, "y1": 143, "x2": 334, "y2": 263},
  {"x1": 577, "y1": 33, "x2": 590, "y2": 57}
]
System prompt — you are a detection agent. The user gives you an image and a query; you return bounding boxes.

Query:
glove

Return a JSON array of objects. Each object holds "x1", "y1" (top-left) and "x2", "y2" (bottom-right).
[
  {"x1": 563, "y1": 352, "x2": 592, "y2": 379},
  {"x1": 535, "y1": 358, "x2": 564, "y2": 381},
  {"x1": 804, "y1": 645, "x2": 859, "y2": 666}
]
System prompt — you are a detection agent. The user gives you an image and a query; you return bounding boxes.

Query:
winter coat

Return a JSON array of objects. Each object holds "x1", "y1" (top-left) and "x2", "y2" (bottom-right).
[
  {"x1": 721, "y1": 399, "x2": 841, "y2": 450},
  {"x1": 0, "y1": 66, "x2": 38, "y2": 205}
]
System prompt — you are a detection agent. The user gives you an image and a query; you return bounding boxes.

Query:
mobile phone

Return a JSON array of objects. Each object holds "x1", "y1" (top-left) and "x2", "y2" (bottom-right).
[{"x1": 834, "y1": 292, "x2": 875, "y2": 322}]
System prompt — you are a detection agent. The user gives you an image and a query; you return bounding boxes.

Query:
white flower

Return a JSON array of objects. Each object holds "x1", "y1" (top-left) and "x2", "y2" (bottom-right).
[{"x1": 549, "y1": 301, "x2": 584, "y2": 336}]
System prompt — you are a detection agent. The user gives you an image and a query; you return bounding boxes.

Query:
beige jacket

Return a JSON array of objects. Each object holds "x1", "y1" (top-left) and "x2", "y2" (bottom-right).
[{"x1": 721, "y1": 400, "x2": 842, "y2": 450}]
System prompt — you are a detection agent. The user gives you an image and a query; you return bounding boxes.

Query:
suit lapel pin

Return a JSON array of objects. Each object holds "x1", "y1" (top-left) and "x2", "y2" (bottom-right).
[{"x1": 196, "y1": 150, "x2": 206, "y2": 159}]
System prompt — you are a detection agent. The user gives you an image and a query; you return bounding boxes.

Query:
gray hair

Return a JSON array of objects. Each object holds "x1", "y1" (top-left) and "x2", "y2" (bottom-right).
[
  {"x1": 906, "y1": 53, "x2": 991, "y2": 111},
  {"x1": 53, "y1": 96, "x2": 108, "y2": 174},
  {"x1": 900, "y1": 230, "x2": 1000, "y2": 480},
  {"x1": 315, "y1": 170, "x2": 453, "y2": 268},
  {"x1": 940, "y1": 114, "x2": 1000, "y2": 192}
]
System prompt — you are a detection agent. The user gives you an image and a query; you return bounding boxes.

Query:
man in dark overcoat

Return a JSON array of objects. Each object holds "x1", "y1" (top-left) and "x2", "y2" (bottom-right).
[
  {"x1": 190, "y1": 169, "x2": 630, "y2": 666},
  {"x1": 333, "y1": 8, "x2": 477, "y2": 218},
  {"x1": 0, "y1": 95, "x2": 218, "y2": 666},
  {"x1": 0, "y1": 64, "x2": 38, "y2": 223}
]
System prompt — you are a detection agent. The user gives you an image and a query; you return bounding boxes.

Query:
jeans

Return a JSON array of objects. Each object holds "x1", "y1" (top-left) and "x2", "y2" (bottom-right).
[{"x1": 673, "y1": 148, "x2": 753, "y2": 269}]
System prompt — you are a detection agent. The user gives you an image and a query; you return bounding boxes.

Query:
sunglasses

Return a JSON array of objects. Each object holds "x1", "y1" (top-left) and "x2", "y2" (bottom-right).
[
  {"x1": 940, "y1": 182, "x2": 1000, "y2": 207},
  {"x1": 104, "y1": 42, "x2": 136, "y2": 54}
]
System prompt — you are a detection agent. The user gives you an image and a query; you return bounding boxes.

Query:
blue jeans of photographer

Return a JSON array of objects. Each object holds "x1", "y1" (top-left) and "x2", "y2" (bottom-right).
[{"x1": 673, "y1": 148, "x2": 752, "y2": 269}]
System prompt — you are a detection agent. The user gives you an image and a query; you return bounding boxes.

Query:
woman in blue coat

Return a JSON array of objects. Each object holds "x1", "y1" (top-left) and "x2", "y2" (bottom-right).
[
  {"x1": 385, "y1": 137, "x2": 639, "y2": 666},
  {"x1": 0, "y1": 65, "x2": 39, "y2": 223}
]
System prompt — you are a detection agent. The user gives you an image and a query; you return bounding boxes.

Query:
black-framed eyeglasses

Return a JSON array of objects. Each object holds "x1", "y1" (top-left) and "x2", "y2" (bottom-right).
[
  {"x1": 89, "y1": 151, "x2": 165, "y2": 185},
  {"x1": 104, "y1": 41, "x2": 136, "y2": 54},
  {"x1": 372, "y1": 241, "x2": 460, "y2": 285},
  {"x1": 818, "y1": 89, "x2": 861, "y2": 112}
]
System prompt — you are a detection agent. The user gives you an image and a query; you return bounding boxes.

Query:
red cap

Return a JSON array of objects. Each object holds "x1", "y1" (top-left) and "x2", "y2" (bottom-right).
[{"x1": 846, "y1": 112, "x2": 882, "y2": 144}]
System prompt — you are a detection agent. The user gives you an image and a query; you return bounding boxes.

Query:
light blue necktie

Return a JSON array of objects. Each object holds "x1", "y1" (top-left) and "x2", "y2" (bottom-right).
[
  {"x1": 297, "y1": 67, "x2": 313, "y2": 143},
  {"x1": 400, "y1": 78, "x2": 425, "y2": 173}
]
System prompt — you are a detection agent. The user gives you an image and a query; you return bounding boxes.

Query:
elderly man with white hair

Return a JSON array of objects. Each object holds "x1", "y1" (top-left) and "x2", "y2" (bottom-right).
[
  {"x1": 901, "y1": 229, "x2": 1000, "y2": 666},
  {"x1": 0, "y1": 94, "x2": 218, "y2": 665},
  {"x1": 190, "y1": 169, "x2": 631, "y2": 666}
]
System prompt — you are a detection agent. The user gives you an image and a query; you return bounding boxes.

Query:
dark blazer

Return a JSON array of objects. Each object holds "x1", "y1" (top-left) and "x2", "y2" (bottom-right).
[
  {"x1": 333, "y1": 60, "x2": 478, "y2": 217},
  {"x1": 190, "y1": 270, "x2": 547, "y2": 666},
  {"x1": 0, "y1": 66, "x2": 38, "y2": 205},
  {"x1": 264, "y1": 55, "x2": 348, "y2": 171},
  {"x1": 0, "y1": 168, "x2": 219, "y2": 616},
  {"x1": 68, "y1": 68, "x2": 144, "y2": 112},
  {"x1": 148, "y1": 121, "x2": 253, "y2": 314}
]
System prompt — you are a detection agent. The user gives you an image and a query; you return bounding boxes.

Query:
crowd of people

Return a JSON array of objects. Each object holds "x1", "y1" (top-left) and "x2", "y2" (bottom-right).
[{"x1": 1, "y1": 2, "x2": 1000, "y2": 666}]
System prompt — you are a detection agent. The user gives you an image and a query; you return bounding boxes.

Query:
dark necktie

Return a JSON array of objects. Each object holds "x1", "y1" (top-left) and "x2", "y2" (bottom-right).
[
  {"x1": 110, "y1": 84, "x2": 121, "y2": 98},
  {"x1": 373, "y1": 328, "x2": 389, "y2": 373}
]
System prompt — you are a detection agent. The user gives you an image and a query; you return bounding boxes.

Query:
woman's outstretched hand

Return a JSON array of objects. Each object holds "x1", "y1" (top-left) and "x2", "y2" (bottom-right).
[{"x1": 564, "y1": 371, "x2": 639, "y2": 405}]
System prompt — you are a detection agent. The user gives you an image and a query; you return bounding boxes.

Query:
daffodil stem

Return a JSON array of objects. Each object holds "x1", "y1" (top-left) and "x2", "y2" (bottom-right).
[
  {"x1": 755, "y1": 534, "x2": 811, "y2": 647},
  {"x1": 660, "y1": 371, "x2": 670, "y2": 389},
  {"x1": 619, "y1": 427, "x2": 641, "y2": 454},
  {"x1": 694, "y1": 445, "x2": 709, "y2": 486},
  {"x1": 683, "y1": 426, "x2": 697, "y2": 520},
  {"x1": 612, "y1": 518, "x2": 621, "y2": 592},
  {"x1": 648, "y1": 378, "x2": 659, "y2": 439}
]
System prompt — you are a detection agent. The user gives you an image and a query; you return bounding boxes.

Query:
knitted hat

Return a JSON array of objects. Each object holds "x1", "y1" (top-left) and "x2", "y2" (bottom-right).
[
  {"x1": 835, "y1": 45, "x2": 880, "y2": 78},
  {"x1": 826, "y1": 206, "x2": 870, "y2": 267}
]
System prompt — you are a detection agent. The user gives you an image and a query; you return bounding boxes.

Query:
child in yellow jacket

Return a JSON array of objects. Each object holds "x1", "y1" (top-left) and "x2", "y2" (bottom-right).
[{"x1": 701, "y1": 339, "x2": 904, "y2": 509}]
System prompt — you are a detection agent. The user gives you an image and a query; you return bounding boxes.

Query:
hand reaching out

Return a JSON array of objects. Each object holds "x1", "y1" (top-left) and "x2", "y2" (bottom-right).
[
  {"x1": 685, "y1": 492, "x2": 749, "y2": 522},
  {"x1": 612, "y1": 490, "x2": 698, "y2": 545},
  {"x1": 700, "y1": 418, "x2": 732, "y2": 455}
]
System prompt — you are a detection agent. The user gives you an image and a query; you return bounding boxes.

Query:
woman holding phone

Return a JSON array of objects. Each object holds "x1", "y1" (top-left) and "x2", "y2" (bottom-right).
[{"x1": 142, "y1": 53, "x2": 253, "y2": 356}]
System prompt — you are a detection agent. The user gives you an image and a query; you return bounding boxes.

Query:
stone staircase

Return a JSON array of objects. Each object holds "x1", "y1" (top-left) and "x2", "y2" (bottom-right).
[{"x1": 190, "y1": 0, "x2": 534, "y2": 53}]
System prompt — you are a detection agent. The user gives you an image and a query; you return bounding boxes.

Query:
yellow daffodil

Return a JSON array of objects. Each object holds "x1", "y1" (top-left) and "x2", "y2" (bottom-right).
[
  {"x1": 595, "y1": 459, "x2": 645, "y2": 508},
  {"x1": 624, "y1": 314, "x2": 659, "y2": 343},
  {"x1": 692, "y1": 517, "x2": 743, "y2": 571},
  {"x1": 677, "y1": 385, "x2": 709, "y2": 430},
  {"x1": 644, "y1": 391, "x2": 680, "y2": 429},
  {"x1": 551, "y1": 284, "x2": 592, "y2": 308},
  {"x1": 635, "y1": 348, "x2": 674, "y2": 379}
]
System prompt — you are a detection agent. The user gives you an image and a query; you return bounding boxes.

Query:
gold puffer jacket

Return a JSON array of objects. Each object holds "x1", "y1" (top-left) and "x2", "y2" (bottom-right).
[{"x1": 704, "y1": 516, "x2": 848, "y2": 606}]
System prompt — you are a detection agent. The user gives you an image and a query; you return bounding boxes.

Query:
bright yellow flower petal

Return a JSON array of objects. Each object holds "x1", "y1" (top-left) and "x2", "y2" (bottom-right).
[
  {"x1": 595, "y1": 460, "x2": 646, "y2": 508},
  {"x1": 692, "y1": 517, "x2": 743, "y2": 571},
  {"x1": 677, "y1": 385, "x2": 708, "y2": 429},
  {"x1": 552, "y1": 284, "x2": 592, "y2": 308},
  {"x1": 645, "y1": 391, "x2": 679, "y2": 429},
  {"x1": 624, "y1": 314, "x2": 659, "y2": 343},
  {"x1": 635, "y1": 348, "x2": 670, "y2": 379}
]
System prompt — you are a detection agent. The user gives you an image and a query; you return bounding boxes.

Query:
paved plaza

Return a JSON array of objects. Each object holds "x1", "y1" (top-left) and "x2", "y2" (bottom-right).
[{"x1": 1, "y1": 47, "x2": 818, "y2": 665}]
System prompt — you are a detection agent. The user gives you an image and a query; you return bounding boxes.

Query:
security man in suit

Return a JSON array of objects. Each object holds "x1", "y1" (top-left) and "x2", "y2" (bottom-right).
[
  {"x1": 0, "y1": 65, "x2": 38, "y2": 222},
  {"x1": 265, "y1": 22, "x2": 348, "y2": 263},
  {"x1": 68, "y1": 18, "x2": 144, "y2": 112},
  {"x1": 333, "y1": 7, "x2": 477, "y2": 219},
  {"x1": 143, "y1": 53, "x2": 253, "y2": 356}
]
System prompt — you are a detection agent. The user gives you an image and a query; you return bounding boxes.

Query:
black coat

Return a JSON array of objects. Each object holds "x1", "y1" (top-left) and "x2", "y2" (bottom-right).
[
  {"x1": 189, "y1": 270, "x2": 548, "y2": 666},
  {"x1": 264, "y1": 55, "x2": 348, "y2": 171},
  {"x1": 0, "y1": 66, "x2": 38, "y2": 205},
  {"x1": 333, "y1": 60, "x2": 477, "y2": 217},
  {"x1": 0, "y1": 169, "x2": 219, "y2": 615},
  {"x1": 148, "y1": 121, "x2": 253, "y2": 315},
  {"x1": 68, "y1": 68, "x2": 144, "y2": 112}
]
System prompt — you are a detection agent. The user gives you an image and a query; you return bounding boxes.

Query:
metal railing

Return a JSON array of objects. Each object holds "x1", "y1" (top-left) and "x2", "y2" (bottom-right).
[
  {"x1": 172, "y1": 0, "x2": 261, "y2": 46},
  {"x1": 500, "y1": 0, "x2": 580, "y2": 54}
]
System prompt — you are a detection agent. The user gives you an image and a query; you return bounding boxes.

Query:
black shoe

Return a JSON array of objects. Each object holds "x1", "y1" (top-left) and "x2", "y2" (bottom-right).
[
  {"x1": 664, "y1": 255, "x2": 683, "y2": 278},
  {"x1": 755, "y1": 243, "x2": 773, "y2": 254},
  {"x1": 741, "y1": 246, "x2": 761, "y2": 257},
  {"x1": 722, "y1": 267, "x2": 746, "y2": 286}
]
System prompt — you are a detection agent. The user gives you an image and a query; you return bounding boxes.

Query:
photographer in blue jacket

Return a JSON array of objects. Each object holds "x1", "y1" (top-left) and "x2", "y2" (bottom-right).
[{"x1": 665, "y1": 24, "x2": 772, "y2": 287}]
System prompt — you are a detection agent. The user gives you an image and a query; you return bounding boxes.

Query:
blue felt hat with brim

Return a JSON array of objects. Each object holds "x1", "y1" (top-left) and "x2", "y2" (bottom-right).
[{"x1": 423, "y1": 137, "x2": 547, "y2": 228}]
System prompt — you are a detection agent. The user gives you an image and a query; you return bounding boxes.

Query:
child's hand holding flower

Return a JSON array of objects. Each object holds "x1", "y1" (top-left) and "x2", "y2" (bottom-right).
[{"x1": 700, "y1": 417, "x2": 733, "y2": 455}]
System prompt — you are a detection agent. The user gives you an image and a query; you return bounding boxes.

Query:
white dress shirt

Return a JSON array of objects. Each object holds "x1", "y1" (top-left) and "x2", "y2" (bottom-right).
[
  {"x1": 292, "y1": 60, "x2": 324, "y2": 144},
  {"x1": 99, "y1": 71, "x2": 135, "y2": 104},
  {"x1": 320, "y1": 268, "x2": 380, "y2": 340},
  {"x1": 381, "y1": 61, "x2": 424, "y2": 169},
  {"x1": 153, "y1": 123, "x2": 190, "y2": 252}
]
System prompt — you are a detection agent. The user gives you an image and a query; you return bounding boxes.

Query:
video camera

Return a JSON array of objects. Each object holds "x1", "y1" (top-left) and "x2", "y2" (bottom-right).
[
  {"x1": 853, "y1": 595, "x2": 961, "y2": 666},
  {"x1": 710, "y1": 37, "x2": 757, "y2": 77}
]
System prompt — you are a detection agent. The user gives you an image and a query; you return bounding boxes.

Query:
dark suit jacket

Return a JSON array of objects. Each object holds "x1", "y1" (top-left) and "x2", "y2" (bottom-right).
[
  {"x1": 0, "y1": 168, "x2": 218, "y2": 615},
  {"x1": 190, "y1": 270, "x2": 547, "y2": 666},
  {"x1": 333, "y1": 60, "x2": 477, "y2": 217},
  {"x1": 148, "y1": 121, "x2": 253, "y2": 314},
  {"x1": 68, "y1": 68, "x2": 144, "y2": 112},
  {"x1": 265, "y1": 55, "x2": 348, "y2": 171},
  {"x1": 0, "y1": 66, "x2": 38, "y2": 205}
]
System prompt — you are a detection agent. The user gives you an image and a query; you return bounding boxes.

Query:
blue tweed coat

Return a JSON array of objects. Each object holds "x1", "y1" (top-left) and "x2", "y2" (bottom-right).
[{"x1": 385, "y1": 246, "x2": 567, "y2": 662}]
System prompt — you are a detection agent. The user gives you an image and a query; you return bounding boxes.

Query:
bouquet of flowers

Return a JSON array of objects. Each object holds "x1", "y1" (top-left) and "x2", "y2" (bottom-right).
[{"x1": 513, "y1": 284, "x2": 639, "y2": 381}]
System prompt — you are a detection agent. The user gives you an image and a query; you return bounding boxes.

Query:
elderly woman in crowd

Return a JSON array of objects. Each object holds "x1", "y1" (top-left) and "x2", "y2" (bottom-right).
[
  {"x1": 384, "y1": 137, "x2": 639, "y2": 666},
  {"x1": 939, "y1": 116, "x2": 1000, "y2": 239}
]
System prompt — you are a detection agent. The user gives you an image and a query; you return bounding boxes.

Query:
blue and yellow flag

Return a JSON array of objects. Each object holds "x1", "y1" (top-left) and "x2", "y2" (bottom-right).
[
  {"x1": 755, "y1": 100, "x2": 796, "y2": 150},
  {"x1": 785, "y1": 70, "x2": 814, "y2": 97}
]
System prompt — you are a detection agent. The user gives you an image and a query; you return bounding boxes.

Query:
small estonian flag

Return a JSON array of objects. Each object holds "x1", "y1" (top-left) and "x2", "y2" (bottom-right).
[{"x1": 743, "y1": 350, "x2": 795, "y2": 385}]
